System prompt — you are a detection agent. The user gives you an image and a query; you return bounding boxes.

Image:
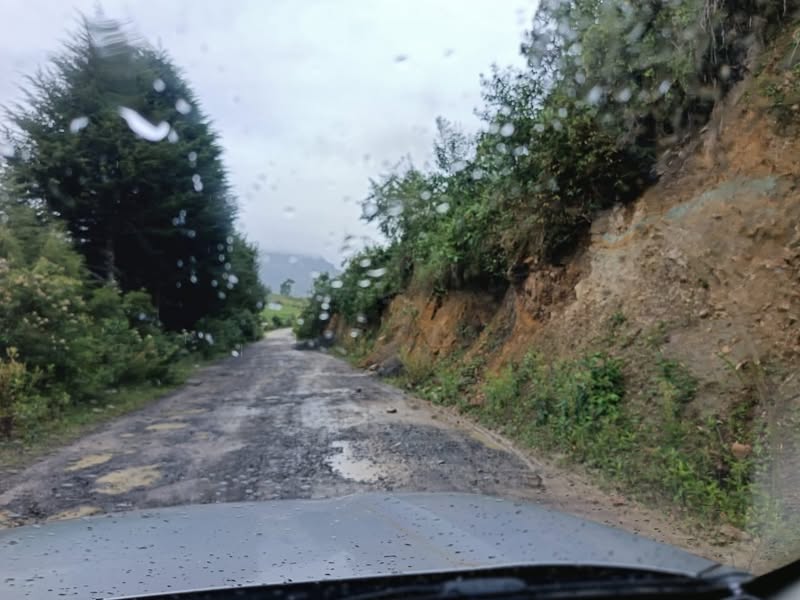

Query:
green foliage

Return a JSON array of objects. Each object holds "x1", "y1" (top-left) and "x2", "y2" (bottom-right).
[
  {"x1": 0, "y1": 199, "x2": 183, "y2": 437},
  {"x1": 261, "y1": 294, "x2": 306, "y2": 331},
  {"x1": 3, "y1": 16, "x2": 264, "y2": 334}
]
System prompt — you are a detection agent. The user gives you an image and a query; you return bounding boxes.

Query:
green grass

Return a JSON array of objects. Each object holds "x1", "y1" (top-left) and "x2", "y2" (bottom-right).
[
  {"x1": 0, "y1": 356, "x2": 207, "y2": 471},
  {"x1": 261, "y1": 294, "x2": 307, "y2": 330},
  {"x1": 398, "y1": 347, "x2": 765, "y2": 530}
]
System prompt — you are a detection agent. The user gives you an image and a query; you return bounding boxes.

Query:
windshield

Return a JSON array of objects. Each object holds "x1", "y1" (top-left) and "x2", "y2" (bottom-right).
[{"x1": 0, "y1": 0, "x2": 798, "y2": 595}]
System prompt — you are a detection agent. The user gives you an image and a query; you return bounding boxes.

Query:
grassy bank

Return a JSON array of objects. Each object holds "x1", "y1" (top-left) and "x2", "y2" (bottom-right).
[
  {"x1": 262, "y1": 294, "x2": 307, "y2": 330},
  {"x1": 390, "y1": 338, "x2": 781, "y2": 534}
]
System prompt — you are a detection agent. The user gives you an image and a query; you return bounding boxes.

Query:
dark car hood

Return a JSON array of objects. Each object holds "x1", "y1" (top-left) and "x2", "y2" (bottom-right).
[{"x1": 0, "y1": 492, "x2": 719, "y2": 599}]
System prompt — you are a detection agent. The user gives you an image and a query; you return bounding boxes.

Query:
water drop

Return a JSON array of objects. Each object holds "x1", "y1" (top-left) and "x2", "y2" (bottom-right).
[
  {"x1": 357, "y1": 279, "x2": 371, "y2": 288},
  {"x1": 451, "y1": 160, "x2": 467, "y2": 172},
  {"x1": 435, "y1": 202, "x2": 450, "y2": 214},
  {"x1": 218, "y1": 291, "x2": 226, "y2": 299},
  {"x1": 319, "y1": 312, "x2": 330, "y2": 321},
  {"x1": 231, "y1": 350, "x2": 240, "y2": 357},
  {"x1": 471, "y1": 168, "x2": 484, "y2": 181},
  {"x1": 616, "y1": 88, "x2": 632, "y2": 103},
  {"x1": 0, "y1": 143, "x2": 13, "y2": 158},
  {"x1": 228, "y1": 274, "x2": 239, "y2": 285},
  {"x1": 513, "y1": 146, "x2": 529, "y2": 157},
  {"x1": 177, "y1": 259, "x2": 184, "y2": 268},
  {"x1": 118, "y1": 106, "x2": 170, "y2": 142},
  {"x1": 350, "y1": 329, "x2": 360, "y2": 338},
  {"x1": 211, "y1": 279, "x2": 218, "y2": 287},
  {"x1": 499, "y1": 105, "x2": 512, "y2": 117},
  {"x1": 420, "y1": 191, "x2": 432, "y2": 201},
  {"x1": 367, "y1": 267, "x2": 386, "y2": 278},
  {"x1": 331, "y1": 279, "x2": 343, "y2": 289},
  {"x1": 175, "y1": 98, "x2": 192, "y2": 115},
  {"x1": 188, "y1": 151, "x2": 197, "y2": 165},
  {"x1": 557, "y1": 108, "x2": 568, "y2": 118},
  {"x1": 499, "y1": 123, "x2": 515, "y2": 137},
  {"x1": 167, "y1": 128, "x2": 179, "y2": 143},
  {"x1": 359, "y1": 258, "x2": 372, "y2": 268},
  {"x1": 69, "y1": 116, "x2": 89, "y2": 134},
  {"x1": 190, "y1": 274, "x2": 198, "y2": 284},
  {"x1": 192, "y1": 174, "x2": 203, "y2": 192},
  {"x1": 356, "y1": 314, "x2": 367, "y2": 324},
  {"x1": 586, "y1": 86, "x2": 604, "y2": 105},
  {"x1": 296, "y1": 318, "x2": 305, "y2": 325},
  {"x1": 658, "y1": 80, "x2": 672, "y2": 96},
  {"x1": 153, "y1": 78, "x2": 166, "y2": 92}
]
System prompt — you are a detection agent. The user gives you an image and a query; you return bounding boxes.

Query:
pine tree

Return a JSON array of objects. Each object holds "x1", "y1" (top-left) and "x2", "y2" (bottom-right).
[{"x1": 3, "y1": 16, "x2": 262, "y2": 330}]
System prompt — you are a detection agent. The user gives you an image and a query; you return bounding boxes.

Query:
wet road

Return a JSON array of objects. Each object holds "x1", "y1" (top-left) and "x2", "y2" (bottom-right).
[{"x1": 0, "y1": 329, "x2": 543, "y2": 525}]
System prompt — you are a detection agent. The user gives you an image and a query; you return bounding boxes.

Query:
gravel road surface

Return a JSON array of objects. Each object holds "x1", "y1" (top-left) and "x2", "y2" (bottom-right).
[{"x1": 0, "y1": 329, "x2": 543, "y2": 525}]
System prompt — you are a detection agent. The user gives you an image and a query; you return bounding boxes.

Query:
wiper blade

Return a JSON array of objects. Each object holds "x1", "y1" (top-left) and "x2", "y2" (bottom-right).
[{"x1": 346, "y1": 574, "x2": 729, "y2": 600}]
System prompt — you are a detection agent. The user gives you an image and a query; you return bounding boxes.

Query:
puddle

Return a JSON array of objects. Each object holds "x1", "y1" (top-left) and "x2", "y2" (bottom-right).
[
  {"x1": 146, "y1": 422, "x2": 188, "y2": 432},
  {"x1": 49, "y1": 505, "x2": 102, "y2": 521},
  {"x1": 93, "y1": 465, "x2": 161, "y2": 494},
  {"x1": 65, "y1": 453, "x2": 113, "y2": 472},
  {"x1": 325, "y1": 440, "x2": 383, "y2": 483}
]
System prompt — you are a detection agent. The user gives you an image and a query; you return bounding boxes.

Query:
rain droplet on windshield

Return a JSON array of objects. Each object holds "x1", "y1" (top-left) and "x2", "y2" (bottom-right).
[
  {"x1": 435, "y1": 202, "x2": 450, "y2": 214},
  {"x1": 69, "y1": 116, "x2": 89, "y2": 134},
  {"x1": 167, "y1": 128, "x2": 179, "y2": 143},
  {"x1": 350, "y1": 329, "x2": 360, "y2": 338},
  {"x1": 356, "y1": 314, "x2": 367, "y2": 324},
  {"x1": 153, "y1": 78, "x2": 166, "y2": 92},
  {"x1": 175, "y1": 98, "x2": 192, "y2": 115},
  {"x1": 499, "y1": 123, "x2": 515, "y2": 137},
  {"x1": 319, "y1": 312, "x2": 330, "y2": 321},
  {"x1": 367, "y1": 268, "x2": 386, "y2": 278},
  {"x1": 188, "y1": 151, "x2": 198, "y2": 165},
  {"x1": 420, "y1": 191, "x2": 432, "y2": 201},
  {"x1": 471, "y1": 168, "x2": 484, "y2": 181},
  {"x1": 586, "y1": 86, "x2": 604, "y2": 105},
  {"x1": 359, "y1": 258, "x2": 371, "y2": 268},
  {"x1": 192, "y1": 174, "x2": 203, "y2": 192},
  {"x1": 331, "y1": 279, "x2": 343, "y2": 289},
  {"x1": 117, "y1": 106, "x2": 170, "y2": 142},
  {"x1": 357, "y1": 279, "x2": 371, "y2": 288}
]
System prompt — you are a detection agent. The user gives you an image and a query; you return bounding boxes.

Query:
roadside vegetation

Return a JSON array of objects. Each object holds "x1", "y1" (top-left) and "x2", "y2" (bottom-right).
[
  {"x1": 0, "y1": 17, "x2": 266, "y2": 443},
  {"x1": 297, "y1": 0, "x2": 799, "y2": 532},
  {"x1": 262, "y1": 293, "x2": 307, "y2": 331}
]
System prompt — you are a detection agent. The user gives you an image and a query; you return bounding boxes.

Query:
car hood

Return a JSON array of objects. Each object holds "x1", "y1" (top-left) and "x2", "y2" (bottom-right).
[{"x1": 0, "y1": 492, "x2": 719, "y2": 599}]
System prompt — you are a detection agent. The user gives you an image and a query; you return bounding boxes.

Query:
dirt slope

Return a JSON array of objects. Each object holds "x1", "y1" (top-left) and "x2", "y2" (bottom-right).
[{"x1": 361, "y1": 24, "x2": 800, "y2": 563}]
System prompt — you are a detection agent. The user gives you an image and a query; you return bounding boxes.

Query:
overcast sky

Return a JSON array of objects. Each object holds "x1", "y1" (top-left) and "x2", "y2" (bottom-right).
[{"x1": 1, "y1": 0, "x2": 537, "y2": 265}]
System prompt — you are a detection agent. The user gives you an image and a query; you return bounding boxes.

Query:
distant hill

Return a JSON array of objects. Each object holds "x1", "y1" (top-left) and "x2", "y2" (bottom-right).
[{"x1": 258, "y1": 251, "x2": 338, "y2": 297}]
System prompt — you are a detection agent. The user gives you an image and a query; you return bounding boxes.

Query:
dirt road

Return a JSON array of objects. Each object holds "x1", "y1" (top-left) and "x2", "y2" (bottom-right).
[
  {"x1": 0, "y1": 330, "x2": 543, "y2": 524},
  {"x1": 0, "y1": 329, "x2": 754, "y2": 569}
]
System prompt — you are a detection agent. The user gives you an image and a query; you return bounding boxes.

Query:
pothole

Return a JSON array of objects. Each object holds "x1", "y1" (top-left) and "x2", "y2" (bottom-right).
[
  {"x1": 325, "y1": 440, "x2": 383, "y2": 483},
  {"x1": 93, "y1": 465, "x2": 161, "y2": 494},
  {"x1": 65, "y1": 453, "x2": 113, "y2": 472}
]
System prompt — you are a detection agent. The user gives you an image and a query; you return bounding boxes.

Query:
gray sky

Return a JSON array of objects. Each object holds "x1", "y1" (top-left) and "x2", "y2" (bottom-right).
[{"x1": 1, "y1": 0, "x2": 537, "y2": 264}]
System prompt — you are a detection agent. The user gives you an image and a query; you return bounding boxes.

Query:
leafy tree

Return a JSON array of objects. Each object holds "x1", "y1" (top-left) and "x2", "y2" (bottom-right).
[
  {"x1": 2, "y1": 16, "x2": 258, "y2": 332},
  {"x1": 280, "y1": 278, "x2": 295, "y2": 297}
]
